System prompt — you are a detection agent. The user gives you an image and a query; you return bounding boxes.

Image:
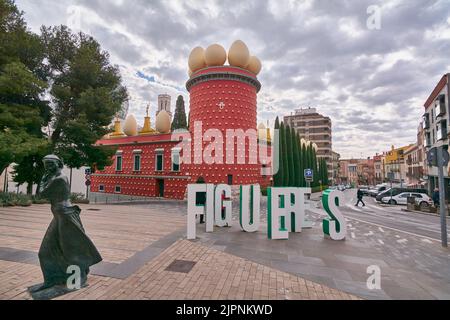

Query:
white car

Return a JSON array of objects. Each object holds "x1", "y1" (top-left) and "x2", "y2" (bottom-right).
[{"x1": 381, "y1": 192, "x2": 432, "y2": 206}]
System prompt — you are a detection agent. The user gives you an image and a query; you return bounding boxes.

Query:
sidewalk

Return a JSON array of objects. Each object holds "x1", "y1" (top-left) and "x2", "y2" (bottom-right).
[{"x1": 0, "y1": 204, "x2": 358, "y2": 300}]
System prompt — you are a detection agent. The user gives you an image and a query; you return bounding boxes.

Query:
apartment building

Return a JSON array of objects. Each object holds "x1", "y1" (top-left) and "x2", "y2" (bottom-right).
[
  {"x1": 373, "y1": 154, "x2": 384, "y2": 184},
  {"x1": 422, "y1": 73, "x2": 450, "y2": 199},
  {"x1": 331, "y1": 151, "x2": 340, "y2": 185},
  {"x1": 384, "y1": 144, "x2": 413, "y2": 185},
  {"x1": 284, "y1": 108, "x2": 332, "y2": 178}
]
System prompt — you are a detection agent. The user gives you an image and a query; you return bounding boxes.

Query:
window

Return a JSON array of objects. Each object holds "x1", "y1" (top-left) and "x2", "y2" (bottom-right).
[
  {"x1": 116, "y1": 155, "x2": 122, "y2": 171},
  {"x1": 399, "y1": 193, "x2": 410, "y2": 198},
  {"x1": 227, "y1": 174, "x2": 233, "y2": 185},
  {"x1": 115, "y1": 185, "x2": 121, "y2": 193},
  {"x1": 422, "y1": 113, "x2": 430, "y2": 129},
  {"x1": 412, "y1": 194, "x2": 423, "y2": 198},
  {"x1": 436, "y1": 120, "x2": 447, "y2": 141},
  {"x1": 133, "y1": 154, "x2": 141, "y2": 171},
  {"x1": 436, "y1": 94, "x2": 446, "y2": 117},
  {"x1": 99, "y1": 185, "x2": 105, "y2": 192},
  {"x1": 172, "y1": 149, "x2": 180, "y2": 172},
  {"x1": 155, "y1": 149, "x2": 164, "y2": 171}
]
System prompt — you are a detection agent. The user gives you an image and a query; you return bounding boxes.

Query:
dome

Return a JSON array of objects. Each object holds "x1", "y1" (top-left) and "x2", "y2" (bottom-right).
[
  {"x1": 246, "y1": 56, "x2": 262, "y2": 75},
  {"x1": 228, "y1": 40, "x2": 250, "y2": 68},
  {"x1": 123, "y1": 114, "x2": 138, "y2": 136},
  {"x1": 188, "y1": 47, "x2": 206, "y2": 72},
  {"x1": 257, "y1": 123, "x2": 266, "y2": 130},
  {"x1": 188, "y1": 69, "x2": 193, "y2": 77},
  {"x1": 204, "y1": 44, "x2": 227, "y2": 66},
  {"x1": 155, "y1": 110, "x2": 171, "y2": 133}
]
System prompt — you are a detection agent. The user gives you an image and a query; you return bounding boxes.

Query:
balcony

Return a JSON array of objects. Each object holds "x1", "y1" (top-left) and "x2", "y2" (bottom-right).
[{"x1": 422, "y1": 113, "x2": 430, "y2": 130}]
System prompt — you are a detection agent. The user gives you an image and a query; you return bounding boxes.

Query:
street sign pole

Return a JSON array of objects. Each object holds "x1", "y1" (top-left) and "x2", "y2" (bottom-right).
[{"x1": 436, "y1": 146, "x2": 448, "y2": 247}]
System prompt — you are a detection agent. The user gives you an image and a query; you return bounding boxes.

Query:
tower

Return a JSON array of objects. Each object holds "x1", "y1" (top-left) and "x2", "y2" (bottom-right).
[
  {"x1": 157, "y1": 94, "x2": 172, "y2": 118},
  {"x1": 186, "y1": 59, "x2": 262, "y2": 185}
]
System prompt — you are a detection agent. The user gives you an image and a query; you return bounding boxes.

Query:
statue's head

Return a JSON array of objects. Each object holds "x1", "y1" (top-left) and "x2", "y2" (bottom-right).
[{"x1": 42, "y1": 154, "x2": 64, "y2": 174}]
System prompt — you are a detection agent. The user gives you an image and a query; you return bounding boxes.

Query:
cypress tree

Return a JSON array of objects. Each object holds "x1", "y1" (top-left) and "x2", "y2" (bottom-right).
[
  {"x1": 171, "y1": 95, "x2": 187, "y2": 130},
  {"x1": 273, "y1": 117, "x2": 283, "y2": 186},
  {"x1": 280, "y1": 122, "x2": 288, "y2": 186},
  {"x1": 285, "y1": 124, "x2": 294, "y2": 186},
  {"x1": 298, "y1": 137, "x2": 305, "y2": 187},
  {"x1": 292, "y1": 128, "x2": 300, "y2": 187},
  {"x1": 312, "y1": 148, "x2": 319, "y2": 188}
]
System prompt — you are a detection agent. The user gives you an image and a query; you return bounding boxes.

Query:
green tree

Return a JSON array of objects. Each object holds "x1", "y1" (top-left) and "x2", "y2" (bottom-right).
[
  {"x1": 0, "y1": 0, "x2": 51, "y2": 190},
  {"x1": 285, "y1": 124, "x2": 294, "y2": 186},
  {"x1": 273, "y1": 117, "x2": 283, "y2": 186},
  {"x1": 171, "y1": 95, "x2": 187, "y2": 131},
  {"x1": 292, "y1": 128, "x2": 300, "y2": 187},
  {"x1": 280, "y1": 122, "x2": 288, "y2": 187},
  {"x1": 41, "y1": 25, "x2": 128, "y2": 171}
]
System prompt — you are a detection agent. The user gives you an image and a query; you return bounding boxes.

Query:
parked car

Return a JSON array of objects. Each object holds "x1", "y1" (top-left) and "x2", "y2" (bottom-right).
[
  {"x1": 381, "y1": 192, "x2": 411, "y2": 205},
  {"x1": 376, "y1": 187, "x2": 428, "y2": 202},
  {"x1": 414, "y1": 194, "x2": 433, "y2": 208},
  {"x1": 381, "y1": 192, "x2": 432, "y2": 206},
  {"x1": 359, "y1": 186, "x2": 370, "y2": 195},
  {"x1": 368, "y1": 185, "x2": 388, "y2": 197}
]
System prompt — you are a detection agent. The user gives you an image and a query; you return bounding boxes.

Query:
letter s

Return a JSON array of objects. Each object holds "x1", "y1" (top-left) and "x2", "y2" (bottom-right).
[{"x1": 322, "y1": 189, "x2": 347, "y2": 240}]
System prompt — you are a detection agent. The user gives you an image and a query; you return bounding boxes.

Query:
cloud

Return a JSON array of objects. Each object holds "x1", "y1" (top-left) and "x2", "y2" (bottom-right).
[{"x1": 15, "y1": 0, "x2": 450, "y2": 158}]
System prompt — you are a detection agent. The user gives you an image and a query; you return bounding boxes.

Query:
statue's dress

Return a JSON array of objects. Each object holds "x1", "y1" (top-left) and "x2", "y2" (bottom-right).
[{"x1": 38, "y1": 174, "x2": 102, "y2": 287}]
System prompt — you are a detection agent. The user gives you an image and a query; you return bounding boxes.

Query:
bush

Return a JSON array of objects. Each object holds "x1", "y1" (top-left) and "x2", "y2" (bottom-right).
[
  {"x1": 0, "y1": 192, "x2": 33, "y2": 207},
  {"x1": 70, "y1": 193, "x2": 89, "y2": 204},
  {"x1": 261, "y1": 186, "x2": 268, "y2": 196}
]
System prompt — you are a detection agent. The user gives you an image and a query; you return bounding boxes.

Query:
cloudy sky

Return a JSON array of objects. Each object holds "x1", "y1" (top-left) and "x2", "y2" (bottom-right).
[{"x1": 16, "y1": 0, "x2": 450, "y2": 158}]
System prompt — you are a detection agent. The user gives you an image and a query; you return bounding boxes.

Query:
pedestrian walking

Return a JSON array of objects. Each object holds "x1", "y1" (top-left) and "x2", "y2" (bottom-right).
[
  {"x1": 432, "y1": 188, "x2": 440, "y2": 208},
  {"x1": 355, "y1": 188, "x2": 366, "y2": 207}
]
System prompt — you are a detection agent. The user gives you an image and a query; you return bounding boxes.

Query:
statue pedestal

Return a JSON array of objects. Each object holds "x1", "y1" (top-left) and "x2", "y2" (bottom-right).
[{"x1": 27, "y1": 283, "x2": 88, "y2": 300}]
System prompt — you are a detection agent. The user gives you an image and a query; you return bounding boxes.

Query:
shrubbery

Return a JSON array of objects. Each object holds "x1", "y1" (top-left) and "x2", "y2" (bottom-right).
[{"x1": 0, "y1": 192, "x2": 89, "y2": 207}]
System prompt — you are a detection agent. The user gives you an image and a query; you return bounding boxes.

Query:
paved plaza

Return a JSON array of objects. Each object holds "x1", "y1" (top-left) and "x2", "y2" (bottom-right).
[{"x1": 0, "y1": 191, "x2": 449, "y2": 300}]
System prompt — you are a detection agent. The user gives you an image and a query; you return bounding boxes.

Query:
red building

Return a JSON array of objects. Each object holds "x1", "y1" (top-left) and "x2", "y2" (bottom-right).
[{"x1": 90, "y1": 64, "x2": 272, "y2": 201}]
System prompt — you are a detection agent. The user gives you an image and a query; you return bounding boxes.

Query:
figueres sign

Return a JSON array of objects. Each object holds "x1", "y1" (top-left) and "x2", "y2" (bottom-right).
[{"x1": 187, "y1": 184, "x2": 347, "y2": 241}]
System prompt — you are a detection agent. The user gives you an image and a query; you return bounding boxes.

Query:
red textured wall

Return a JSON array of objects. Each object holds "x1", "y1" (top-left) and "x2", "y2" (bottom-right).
[{"x1": 187, "y1": 67, "x2": 261, "y2": 185}]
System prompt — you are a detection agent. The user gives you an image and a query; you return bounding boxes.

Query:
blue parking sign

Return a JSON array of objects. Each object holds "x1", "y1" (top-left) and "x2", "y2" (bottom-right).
[{"x1": 304, "y1": 168, "x2": 313, "y2": 180}]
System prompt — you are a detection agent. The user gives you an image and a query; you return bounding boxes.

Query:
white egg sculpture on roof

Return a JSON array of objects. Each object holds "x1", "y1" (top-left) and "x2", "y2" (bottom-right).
[
  {"x1": 156, "y1": 110, "x2": 171, "y2": 133},
  {"x1": 204, "y1": 44, "x2": 227, "y2": 66},
  {"x1": 188, "y1": 46, "x2": 206, "y2": 72},
  {"x1": 246, "y1": 56, "x2": 262, "y2": 75},
  {"x1": 123, "y1": 114, "x2": 138, "y2": 136},
  {"x1": 228, "y1": 40, "x2": 250, "y2": 68}
]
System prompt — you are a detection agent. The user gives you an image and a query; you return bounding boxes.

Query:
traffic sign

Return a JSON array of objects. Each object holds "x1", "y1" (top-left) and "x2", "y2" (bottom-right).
[
  {"x1": 85, "y1": 168, "x2": 91, "y2": 175},
  {"x1": 85, "y1": 174, "x2": 91, "y2": 180},
  {"x1": 85, "y1": 180, "x2": 91, "y2": 187},
  {"x1": 304, "y1": 168, "x2": 313, "y2": 181},
  {"x1": 427, "y1": 147, "x2": 449, "y2": 167}
]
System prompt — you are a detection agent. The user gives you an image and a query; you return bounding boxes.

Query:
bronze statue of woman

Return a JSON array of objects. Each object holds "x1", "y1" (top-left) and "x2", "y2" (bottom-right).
[{"x1": 29, "y1": 155, "x2": 102, "y2": 293}]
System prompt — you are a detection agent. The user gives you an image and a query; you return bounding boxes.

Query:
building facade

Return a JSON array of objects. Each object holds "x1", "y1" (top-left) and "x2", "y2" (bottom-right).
[
  {"x1": 384, "y1": 145, "x2": 412, "y2": 185},
  {"x1": 331, "y1": 151, "x2": 340, "y2": 185},
  {"x1": 90, "y1": 64, "x2": 272, "y2": 201},
  {"x1": 157, "y1": 94, "x2": 172, "y2": 118},
  {"x1": 284, "y1": 108, "x2": 332, "y2": 179},
  {"x1": 422, "y1": 73, "x2": 450, "y2": 200}
]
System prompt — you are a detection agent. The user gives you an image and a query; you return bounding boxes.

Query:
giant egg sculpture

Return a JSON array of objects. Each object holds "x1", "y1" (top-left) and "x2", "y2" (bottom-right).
[
  {"x1": 204, "y1": 44, "x2": 227, "y2": 66},
  {"x1": 155, "y1": 110, "x2": 171, "y2": 133},
  {"x1": 246, "y1": 56, "x2": 262, "y2": 75},
  {"x1": 123, "y1": 114, "x2": 138, "y2": 136},
  {"x1": 188, "y1": 46, "x2": 206, "y2": 72},
  {"x1": 228, "y1": 40, "x2": 250, "y2": 68}
]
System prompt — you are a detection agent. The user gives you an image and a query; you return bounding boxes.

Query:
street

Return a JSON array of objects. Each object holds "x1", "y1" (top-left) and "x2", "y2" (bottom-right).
[{"x1": 335, "y1": 189, "x2": 449, "y2": 242}]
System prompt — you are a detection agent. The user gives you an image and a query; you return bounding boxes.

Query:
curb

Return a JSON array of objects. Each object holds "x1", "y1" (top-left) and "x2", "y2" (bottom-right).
[{"x1": 401, "y1": 208, "x2": 450, "y2": 219}]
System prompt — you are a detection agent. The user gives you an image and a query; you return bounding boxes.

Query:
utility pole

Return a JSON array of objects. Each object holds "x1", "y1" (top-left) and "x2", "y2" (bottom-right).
[{"x1": 436, "y1": 146, "x2": 448, "y2": 247}]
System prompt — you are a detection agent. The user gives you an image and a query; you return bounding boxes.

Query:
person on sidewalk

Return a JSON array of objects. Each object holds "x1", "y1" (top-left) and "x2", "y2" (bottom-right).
[
  {"x1": 432, "y1": 188, "x2": 440, "y2": 208},
  {"x1": 355, "y1": 188, "x2": 365, "y2": 207}
]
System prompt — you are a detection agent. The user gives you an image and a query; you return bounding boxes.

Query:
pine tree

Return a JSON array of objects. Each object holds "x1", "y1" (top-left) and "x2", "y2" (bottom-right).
[
  {"x1": 273, "y1": 117, "x2": 283, "y2": 186},
  {"x1": 171, "y1": 95, "x2": 187, "y2": 130}
]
